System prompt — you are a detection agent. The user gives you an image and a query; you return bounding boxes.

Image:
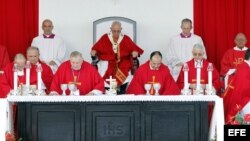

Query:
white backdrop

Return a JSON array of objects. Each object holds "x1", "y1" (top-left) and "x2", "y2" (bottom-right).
[{"x1": 39, "y1": 0, "x2": 193, "y2": 64}]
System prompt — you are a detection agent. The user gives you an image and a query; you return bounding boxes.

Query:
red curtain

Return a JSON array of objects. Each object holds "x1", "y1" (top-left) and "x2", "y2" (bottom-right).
[
  {"x1": 0, "y1": 0, "x2": 39, "y2": 61},
  {"x1": 194, "y1": 0, "x2": 250, "y2": 71}
]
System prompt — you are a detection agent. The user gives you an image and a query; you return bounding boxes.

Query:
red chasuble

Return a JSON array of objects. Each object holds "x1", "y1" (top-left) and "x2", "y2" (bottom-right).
[
  {"x1": 92, "y1": 34, "x2": 143, "y2": 85},
  {"x1": 50, "y1": 60, "x2": 104, "y2": 95},
  {"x1": 0, "y1": 62, "x2": 53, "y2": 97},
  {"x1": 177, "y1": 59, "x2": 221, "y2": 93},
  {"x1": 0, "y1": 63, "x2": 25, "y2": 98},
  {"x1": 223, "y1": 62, "x2": 250, "y2": 124},
  {"x1": 220, "y1": 48, "x2": 247, "y2": 85},
  {"x1": 29, "y1": 62, "x2": 54, "y2": 92},
  {"x1": 126, "y1": 61, "x2": 180, "y2": 95},
  {"x1": 0, "y1": 45, "x2": 10, "y2": 70}
]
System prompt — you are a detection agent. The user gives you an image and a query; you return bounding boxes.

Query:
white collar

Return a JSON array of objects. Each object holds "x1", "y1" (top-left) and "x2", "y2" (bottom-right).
[
  {"x1": 107, "y1": 32, "x2": 124, "y2": 45},
  {"x1": 107, "y1": 33, "x2": 124, "y2": 53},
  {"x1": 194, "y1": 59, "x2": 203, "y2": 68},
  {"x1": 233, "y1": 46, "x2": 248, "y2": 51},
  {"x1": 17, "y1": 70, "x2": 24, "y2": 76}
]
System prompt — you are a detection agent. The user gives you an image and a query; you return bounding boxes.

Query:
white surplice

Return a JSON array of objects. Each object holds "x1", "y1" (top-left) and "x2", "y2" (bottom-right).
[
  {"x1": 166, "y1": 34, "x2": 206, "y2": 81},
  {"x1": 31, "y1": 34, "x2": 66, "y2": 73}
]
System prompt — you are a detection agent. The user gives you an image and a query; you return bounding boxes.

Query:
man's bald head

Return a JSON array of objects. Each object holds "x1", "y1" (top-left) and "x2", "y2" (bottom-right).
[
  {"x1": 150, "y1": 51, "x2": 162, "y2": 70},
  {"x1": 14, "y1": 53, "x2": 26, "y2": 71},
  {"x1": 42, "y1": 19, "x2": 54, "y2": 35},
  {"x1": 235, "y1": 32, "x2": 247, "y2": 48}
]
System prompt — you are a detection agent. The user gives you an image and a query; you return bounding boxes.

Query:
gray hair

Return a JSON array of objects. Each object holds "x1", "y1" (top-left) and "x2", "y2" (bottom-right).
[
  {"x1": 27, "y1": 46, "x2": 40, "y2": 54},
  {"x1": 42, "y1": 19, "x2": 53, "y2": 26},
  {"x1": 181, "y1": 18, "x2": 192, "y2": 25},
  {"x1": 235, "y1": 32, "x2": 247, "y2": 40},
  {"x1": 111, "y1": 21, "x2": 122, "y2": 28},
  {"x1": 193, "y1": 44, "x2": 205, "y2": 53},
  {"x1": 14, "y1": 53, "x2": 26, "y2": 61},
  {"x1": 70, "y1": 51, "x2": 83, "y2": 59}
]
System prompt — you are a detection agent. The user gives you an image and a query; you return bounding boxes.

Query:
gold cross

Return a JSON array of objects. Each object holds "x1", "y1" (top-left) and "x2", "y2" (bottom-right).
[
  {"x1": 233, "y1": 58, "x2": 244, "y2": 66},
  {"x1": 69, "y1": 76, "x2": 81, "y2": 86},
  {"x1": 147, "y1": 75, "x2": 158, "y2": 95}
]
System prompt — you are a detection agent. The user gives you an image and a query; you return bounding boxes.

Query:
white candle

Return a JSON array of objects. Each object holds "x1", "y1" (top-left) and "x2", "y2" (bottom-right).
[
  {"x1": 208, "y1": 71, "x2": 212, "y2": 90},
  {"x1": 183, "y1": 63, "x2": 189, "y2": 90},
  {"x1": 37, "y1": 72, "x2": 42, "y2": 90},
  {"x1": 184, "y1": 71, "x2": 188, "y2": 89},
  {"x1": 207, "y1": 63, "x2": 213, "y2": 90},
  {"x1": 13, "y1": 64, "x2": 18, "y2": 90},
  {"x1": 196, "y1": 61, "x2": 201, "y2": 90},
  {"x1": 37, "y1": 64, "x2": 42, "y2": 90},
  {"x1": 26, "y1": 61, "x2": 30, "y2": 88}
]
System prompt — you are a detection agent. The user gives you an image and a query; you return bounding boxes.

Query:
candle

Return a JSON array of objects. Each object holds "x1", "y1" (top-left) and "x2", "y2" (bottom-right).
[
  {"x1": 207, "y1": 63, "x2": 213, "y2": 90},
  {"x1": 208, "y1": 71, "x2": 212, "y2": 90},
  {"x1": 37, "y1": 64, "x2": 42, "y2": 90},
  {"x1": 183, "y1": 63, "x2": 189, "y2": 90},
  {"x1": 25, "y1": 61, "x2": 31, "y2": 88},
  {"x1": 13, "y1": 64, "x2": 18, "y2": 90},
  {"x1": 196, "y1": 60, "x2": 201, "y2": 90}
]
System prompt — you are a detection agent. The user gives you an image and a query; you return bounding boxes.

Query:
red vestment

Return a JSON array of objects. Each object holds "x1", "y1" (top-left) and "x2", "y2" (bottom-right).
[
  {"x1": 220, "y1": 48, "x2": 247, "y2": 87},
  {"x1": 223, "y1": 62, "x2": 250, "y2": 124},
  {"x1": 92, "y1": 34, "x2": 143, "y2": 85},
  {"x1": 177, "y1": 59, "x2": 221, "y2": 93},
  {"x1": 50, "y1": 60, "x2": 104, "y2": 95},
  {"x1": 0, "y1": 45, "x2": 10, "y2": 70},
  {"x1": 0, "y1": 62, "x2": 53, "y2": 97},
  {"x1": 126, "y1": 61, "x2": 180, "y2": 95}
]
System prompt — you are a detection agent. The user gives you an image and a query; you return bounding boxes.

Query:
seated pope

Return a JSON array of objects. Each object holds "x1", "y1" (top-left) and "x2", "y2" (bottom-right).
[
  {"x1": 90, "y1": 21, "x2": 144, "y2": 94},
  {"x1": 50, "y1": 51, "x2": 105, "y2": 95},
  {"x1": 126, "y1": 51, "x2": 180, "y2": 95}
]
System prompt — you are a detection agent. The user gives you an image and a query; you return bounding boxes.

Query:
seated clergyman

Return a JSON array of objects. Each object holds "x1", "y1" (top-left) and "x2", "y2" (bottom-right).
[{"x1": 50, "y1": 51, "x2": 105, "y2": 95}]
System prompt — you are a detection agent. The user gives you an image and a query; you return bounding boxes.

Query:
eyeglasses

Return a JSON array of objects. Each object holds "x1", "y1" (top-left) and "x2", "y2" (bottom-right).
[{"x1": 192, "y1": 52, "x2": 203, "y2": 56}]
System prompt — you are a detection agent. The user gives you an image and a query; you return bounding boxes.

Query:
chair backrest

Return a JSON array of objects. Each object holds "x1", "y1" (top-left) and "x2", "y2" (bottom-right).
[{"x1": 93, "y1": 16, "x2": 137, "y2": 43}]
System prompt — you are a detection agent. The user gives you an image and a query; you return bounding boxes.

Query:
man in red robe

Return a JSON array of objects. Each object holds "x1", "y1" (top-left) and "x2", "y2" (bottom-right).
[
  {"x1": 91, "y1": 21, "x2": 143, "y2": 94},
  {"x1": 0, "y1": 47, "x2": 54, "y2": 97},
  {"x1": 223, "y1": 48, "x2": 250, "y2": 124},
  {"x1": 50, "y1": 51, "x2": 104, "y2": 95},
  {"x1": 0, "y1": 45, "x2": 10, "y2": 71},
  {"x1": 126, "y1": 51, "x2": 180, "y2": 95},
  {"x1": 220, "y1": 33, "x2": 248, "y2": 89},
  {"x1": 0, "y1": 54, "x2": 26, "y2": 98},
  {"x1": 177, "y1": 44, "x2": 221, "y2": 94},
  {"x1": 27, "y1": 47, "x2": 54, "y2": 93}
]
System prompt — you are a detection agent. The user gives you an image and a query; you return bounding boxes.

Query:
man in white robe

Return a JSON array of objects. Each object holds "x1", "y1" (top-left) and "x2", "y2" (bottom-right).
[
  {"x1": 166, "y1": 18, "x2": 207, "y2": 81},
  {"x1": 31, "y1": 19, "x2": 66, "y2": 73}
]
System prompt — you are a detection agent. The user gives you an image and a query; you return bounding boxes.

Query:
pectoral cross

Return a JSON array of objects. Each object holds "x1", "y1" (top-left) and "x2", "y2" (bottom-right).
[
  {"x1": 147, "y1": 75, "x2": 157, "y2": 95},
  {"x1": 69, "y1": 76, "x2": 81, "y2": 86}
]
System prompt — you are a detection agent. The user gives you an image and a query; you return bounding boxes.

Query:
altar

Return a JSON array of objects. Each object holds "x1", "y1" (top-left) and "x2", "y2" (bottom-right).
[{"x1": 4, "y1": 95, "x2": 224, "y2": 141}]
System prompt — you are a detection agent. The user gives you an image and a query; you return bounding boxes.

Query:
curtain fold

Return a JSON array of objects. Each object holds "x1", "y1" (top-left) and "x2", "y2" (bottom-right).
[
  {"x1": 194, "y1": 0, "x2": 250, "y2": 71},
  {"x1": 0, "y1": 0, "x2": 38, "y2": 61}
]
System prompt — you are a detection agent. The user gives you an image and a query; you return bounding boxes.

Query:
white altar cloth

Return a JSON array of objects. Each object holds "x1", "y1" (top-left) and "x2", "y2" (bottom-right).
[{"x1": 1, "y1": 95, "x2": 224, "y2": 141}]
